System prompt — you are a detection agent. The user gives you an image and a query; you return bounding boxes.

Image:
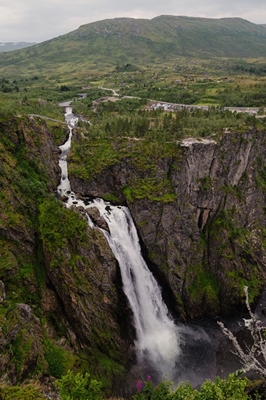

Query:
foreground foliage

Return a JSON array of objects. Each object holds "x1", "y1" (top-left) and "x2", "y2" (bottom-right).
[
  {"x1": 0, "y1": 384, "x2": 45, "y2": 399},
  {"x1": 131, "y1": 374, "x2": 253, "y2": 400},
  {"x1": 55, "y1": 370, "x2": 103, "y2": 400}
]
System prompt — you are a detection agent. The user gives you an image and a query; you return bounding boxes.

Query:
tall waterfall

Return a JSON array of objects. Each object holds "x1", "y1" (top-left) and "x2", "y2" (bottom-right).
[
  {"x1": 89, "y1": 199, "x2": 180, "y2": 376},
  {"x1": 57, "y1": 106, "x2": 180, "y2": 378}
]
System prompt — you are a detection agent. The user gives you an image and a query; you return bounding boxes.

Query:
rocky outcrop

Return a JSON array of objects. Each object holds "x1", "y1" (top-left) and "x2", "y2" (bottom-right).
[
  {"x1": 0, "y1": 303, "x2": 47, "y2": 384},
  {"x1": 70, "y1": 130, "x2": 266, "y2": 318},
  {"x1": 86, "y1": 207, "x2": 110, "y2": 232},
  {"x1": 42, "y1": 211, "x2": 131, "y2": 364}
]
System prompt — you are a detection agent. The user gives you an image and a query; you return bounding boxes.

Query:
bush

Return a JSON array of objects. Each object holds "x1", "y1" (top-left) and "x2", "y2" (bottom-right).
[
  {"x1": 131, "y1": 374, "x2": 250, "y2": 400},
  {"x1": 45, "y1": 340, "x2": 66, "y2": 378},
  {"x1": 55, "y1": 370, "x2": 103, "y2": 400},
  {"x1": 0, "y1": 384, "x2": 45, "y2": 399}
]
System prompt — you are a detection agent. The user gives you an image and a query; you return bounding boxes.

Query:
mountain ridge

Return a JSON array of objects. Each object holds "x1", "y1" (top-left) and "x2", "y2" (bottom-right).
[{"x1": 0, "y1": 15, "x2": 266, "y2": 76}]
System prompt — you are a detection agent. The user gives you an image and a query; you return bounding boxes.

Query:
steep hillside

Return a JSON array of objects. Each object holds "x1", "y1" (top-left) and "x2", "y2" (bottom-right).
[
  {"x1": 0, "y1": 115, "x2": 132, "y2": 396},
  {"x1": 0, "y1": 16, "x2": 266, "y2": 76}
]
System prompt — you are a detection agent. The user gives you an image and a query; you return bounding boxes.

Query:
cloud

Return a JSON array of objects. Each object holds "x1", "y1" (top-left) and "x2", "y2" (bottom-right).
[{"x1": 0, "y1": 0, "x2": 265, "y2": 42}]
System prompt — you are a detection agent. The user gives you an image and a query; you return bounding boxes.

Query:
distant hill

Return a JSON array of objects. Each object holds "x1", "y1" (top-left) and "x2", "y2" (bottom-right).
[
  {"x1": 0, "y1": 42, "x2": 36, "y2": 52},
  {"x1": 0, "y1": 16, "x2": 266, "y2": 76}
]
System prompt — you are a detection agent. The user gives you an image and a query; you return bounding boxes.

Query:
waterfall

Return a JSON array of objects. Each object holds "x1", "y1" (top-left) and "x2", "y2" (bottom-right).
[
  {"x1": 56, "y1": 103, "x2": 249, "y2": 388},
  {"x1": 57, "y1": 106, "x2": 180, "y2": 378},
  {"x1": 57, "y1": 106, "x2": 78, "y2": 198},
  {"x1": 55, "y1": 103, "x2": 249, "y2": 388},
  {"x1": 88, "y1": 199, "x2": 180, "y2": 376}
]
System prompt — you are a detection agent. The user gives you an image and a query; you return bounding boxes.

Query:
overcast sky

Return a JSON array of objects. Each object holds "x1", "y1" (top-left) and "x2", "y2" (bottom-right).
[{"x1": 1, "y1": 0, "x2": 266, "y2": 43}]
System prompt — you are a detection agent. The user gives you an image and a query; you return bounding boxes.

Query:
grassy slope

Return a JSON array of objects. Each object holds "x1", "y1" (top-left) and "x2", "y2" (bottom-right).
[{"x1": 0, "y1": 16, "x2": 266, "y2": 77}]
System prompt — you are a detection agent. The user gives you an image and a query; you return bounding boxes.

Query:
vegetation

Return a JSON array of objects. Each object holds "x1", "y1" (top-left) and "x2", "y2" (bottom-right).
[
  {"x1": 55, "y1": 370, "x2": 103, "y2": 400},
  {"x1": 0, "y1": 18, "x2": 266, "y2": 397},
  {"x1": 1, "y1": 16, "x2": 266, "y2": 76},
  {"x1": 0, "y1": 384, "x2": 45, "y2": 399},
  {"x1": 131, "y1": 374, "x2": 251, "y2": 400}
]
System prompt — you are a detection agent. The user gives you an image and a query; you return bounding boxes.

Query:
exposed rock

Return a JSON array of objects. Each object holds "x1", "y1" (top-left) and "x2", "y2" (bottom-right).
[
  {"x1": 60, "y1": 195, "x2": 69, "y2": 202},
  {"x1": 70, "y1": 130, "x2": 266, "y2": 318},
  {"x1": 86, "y1": 207, "x2": 110, "y2": 232},
  {"x1": 0, "y1": 281, "x2": 6, "y2": 303},
  {"x1": 17, "y1": 303, "x2": 33, "y2": 324},
  {"x1": 0, "y1": 303, "x2": 47, "y2": 384}
]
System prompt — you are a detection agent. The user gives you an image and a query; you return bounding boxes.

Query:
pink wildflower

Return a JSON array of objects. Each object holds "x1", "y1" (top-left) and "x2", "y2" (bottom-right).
[
  {"x1": 147, "y1": 375, "x2": 151, "y2": 381},
  {"x1": 136, "y1": 380, "x2": 143, "y2": 391}
]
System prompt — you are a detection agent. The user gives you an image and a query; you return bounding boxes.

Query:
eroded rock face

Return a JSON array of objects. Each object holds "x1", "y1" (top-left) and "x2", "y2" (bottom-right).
[
  {"x1": 0, "y1": 281, "x2": 6, "y2": 303},
  {"x1": 0, "y1": 116, "x2": 134, "y2": 392},
  {"x1": 70, "y1": 130, "x2": 266, "y2": 318},
  {"x1": 41, "y1": 210, "x2": 133, "y2": 376},
  {"x1": 0, "y1": 303, "x2": 46, "y2": 384}
]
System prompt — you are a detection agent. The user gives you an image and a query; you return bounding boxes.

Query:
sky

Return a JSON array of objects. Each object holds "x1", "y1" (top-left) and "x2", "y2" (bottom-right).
[{"x1": 0, "y1": 0, "x2": 266, "y2": 43}]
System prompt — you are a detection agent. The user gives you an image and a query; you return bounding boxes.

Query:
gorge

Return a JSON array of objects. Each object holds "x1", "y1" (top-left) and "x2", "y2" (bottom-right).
[
  {"x1": 1, "y1": 102, "x2": 266, "y2": 396},
  {"x1": 57, "y1": 104, "x2": 266, "y2": 389}
]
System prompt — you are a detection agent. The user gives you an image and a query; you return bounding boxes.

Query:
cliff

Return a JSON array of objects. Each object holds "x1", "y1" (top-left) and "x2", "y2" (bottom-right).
[
  {"x1": 1, "y1": 113, "x2": 266, "y2": 394},
  {"x1": 0, "y1": 116, "x2": 132, "y2": 395},
  {"x1": 70, "y1": 129, "x2": 266, "y2": 319}
]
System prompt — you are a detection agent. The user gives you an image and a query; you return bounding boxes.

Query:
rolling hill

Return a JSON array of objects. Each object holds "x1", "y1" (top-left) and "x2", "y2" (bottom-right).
[{"x1": 0, "y1": 15, "x2": 266, "y2": 76}]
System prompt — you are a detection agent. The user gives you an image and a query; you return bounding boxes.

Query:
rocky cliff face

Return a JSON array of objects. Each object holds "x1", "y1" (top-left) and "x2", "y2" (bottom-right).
[
  {"x1": 70, "y1": 130, "x2": 266, "y2": 319},
  {"x1": 2, "y1": 115, "x2": 266, "y2": 394},
  {"x1": 0, "y1": 116, "x2": 133, "y2": 395}
]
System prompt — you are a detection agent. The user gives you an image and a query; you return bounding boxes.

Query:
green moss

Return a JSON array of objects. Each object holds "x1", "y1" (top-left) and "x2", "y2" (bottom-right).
[
  {"x1": 91, "y1": 350, "x2": 125, "y2": 391},
  {"x1": 12, "y1": 330, "x2": 33, "y2": 374},
  {"x1": 197, "y1": 175, "x2": 215, "y2": 191},
  {"x1": 44, "y1": 340, "x2": 67, "y2": 379},
  {"x1": 45, "y1": 120, "x2": 67, "y2": 145},
  {"x1": 122, "y1": 186, "x2": 134, "y2": 203},
  {"x1": 123, "y1": 177, "x2": 176, "y2": 203},
  {"x1": 38, "y1": 197, "x2": 88, "y2": 261},
  {"x1": 188, "y1": 268, "x2": 219, "y2": 304},
  {"x1": 101, "y1": 193, "x2": 121, "y2": 204},
  {"x1": 226, "y1": 270, "x2": 261, "y2": 303}
]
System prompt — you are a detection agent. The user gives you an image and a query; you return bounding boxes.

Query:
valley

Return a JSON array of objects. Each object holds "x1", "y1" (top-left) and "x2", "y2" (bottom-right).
[{"x1": 0, "y1": 15, "x2": 266, "y2": 399}]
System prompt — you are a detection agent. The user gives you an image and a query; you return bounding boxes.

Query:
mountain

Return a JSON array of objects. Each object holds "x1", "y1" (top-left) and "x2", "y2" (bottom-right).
[
  {"x1": 0, "y1": 16, "x2": 266, "y2": 76},
  {"x1": 0, "y1": 42, "x2": 36, "y2": 52}
]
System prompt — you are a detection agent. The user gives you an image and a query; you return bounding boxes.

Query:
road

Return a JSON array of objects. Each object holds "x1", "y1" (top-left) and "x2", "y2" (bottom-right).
[{"x1": 28, "y1": 114, "x2": 66, "y2": 124}]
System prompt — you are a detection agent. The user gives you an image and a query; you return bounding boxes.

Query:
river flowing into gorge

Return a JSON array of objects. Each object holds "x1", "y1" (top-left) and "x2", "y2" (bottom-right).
[{"x1": 56, "y1": 104, "x2": 252, "y2": 387}]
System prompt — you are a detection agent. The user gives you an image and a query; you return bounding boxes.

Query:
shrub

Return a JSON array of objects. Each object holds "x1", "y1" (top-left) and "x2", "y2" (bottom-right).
[
  {"x1": 0, "y1": 384, "x2": 45, "y2": 399},
  {"x1": 131, "y1": 374, "x2": 250, "y2": 400},
  {"x1": 55, "y1": 369, "x2": 103, "y2": 400},
  {"x1": 45, "y1": 340, "x2": 66, "y2": 378}
]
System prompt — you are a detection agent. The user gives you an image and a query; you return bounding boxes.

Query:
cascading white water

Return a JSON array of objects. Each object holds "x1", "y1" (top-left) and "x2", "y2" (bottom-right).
[
  {"x1": 88, "y1": 199, "x2": 180, "y2": 376},
  {"x1": 57, "y1": 106, "x2": 78, "y2": 198},
  {"x1": 57, "y1": 105, "x2": 180, "y2": 378}
]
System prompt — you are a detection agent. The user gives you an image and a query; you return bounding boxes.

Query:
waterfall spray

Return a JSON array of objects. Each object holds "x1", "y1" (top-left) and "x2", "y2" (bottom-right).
[{"x1": 88, "y1": 199, "x2": 180, "y2": 377}]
